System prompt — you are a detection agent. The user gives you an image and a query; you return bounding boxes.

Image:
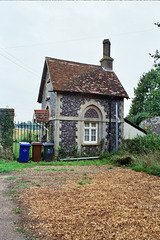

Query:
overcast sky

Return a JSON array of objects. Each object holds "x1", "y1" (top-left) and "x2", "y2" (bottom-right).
[{"x1": 0, "y1": 1, "x2": 159, "y2": 122}]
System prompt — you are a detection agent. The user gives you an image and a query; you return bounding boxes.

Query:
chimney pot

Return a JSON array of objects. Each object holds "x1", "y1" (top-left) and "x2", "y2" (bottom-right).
[
  {"x1": 103, "y1": 39, "x2": 111, "y2": 57},
  {"x1": 100, "y1": 39, "x2": 114, "y2": 71}
]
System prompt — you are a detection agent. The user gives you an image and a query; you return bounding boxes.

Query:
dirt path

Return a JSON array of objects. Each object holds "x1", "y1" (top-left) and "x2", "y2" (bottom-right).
[
  {"x1": 1, "y1": 166, "x2": 160, "y2": 240},
  {"x1": 0, "y1": 174, "x2": 24, "y2": 240}
]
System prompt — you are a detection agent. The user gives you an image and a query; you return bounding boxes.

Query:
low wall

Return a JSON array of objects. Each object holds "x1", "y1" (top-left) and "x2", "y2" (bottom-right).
[{"x1": 141, "y1": 116, "x2": 160, "y2": 135}]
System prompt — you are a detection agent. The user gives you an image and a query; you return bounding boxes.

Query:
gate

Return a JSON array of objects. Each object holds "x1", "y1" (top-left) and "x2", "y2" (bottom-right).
[{"x1": 13, "y1": 121, "x2": 41, "y2": 160}]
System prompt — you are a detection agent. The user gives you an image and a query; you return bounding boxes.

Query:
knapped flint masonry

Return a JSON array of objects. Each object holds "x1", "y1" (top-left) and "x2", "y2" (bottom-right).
[{"x1": 36, "y1": 40, "x2": 129, "y2": 158}]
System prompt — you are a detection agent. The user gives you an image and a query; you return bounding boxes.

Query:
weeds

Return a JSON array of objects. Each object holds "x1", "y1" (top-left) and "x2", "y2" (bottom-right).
[
  {"x1": 5, "y1": 189, "x2": 16, "y2": 194},
  {"x1": 15, "y1": 184, "x2": 29, "y2": 189},
  {"x1": 78, "y1": 181, "x2": 86, "y2": 185},
  {"x1": 5, "y1": 176, "x2": 18, "y2": 180},
  {"x1": 13, "y1": 208, "x2": 22, "y2": 214},
  {"x1": 78, "y1": 181, "x2": 91, "y2": 185},
  {"x1": 53, "y1": 177, "x2": 66, "y2": 181},
  {"x1": 35, "y1": 184, "x2": 41, "y2": 187},
  {"x1": 16, "y1": 226, "x2": 24, "y2": 233},
  {"x1": 14, "y1": 193, "x2": 20, "y2": 198},
  {"x1": 34, "y1": 168, "x2": 68, "y2": 172},
  {"x1": 108, "y1": 166, "x2": 113, "y2": 169},
  {"x1": 82, "y1": 177, "x2": 87, "y2": 180}
]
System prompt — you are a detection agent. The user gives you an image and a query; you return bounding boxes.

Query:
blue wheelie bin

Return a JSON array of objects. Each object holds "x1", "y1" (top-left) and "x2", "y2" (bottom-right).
[{"x1": 19, "y1": 142, "x2": 31, "y2": 163}]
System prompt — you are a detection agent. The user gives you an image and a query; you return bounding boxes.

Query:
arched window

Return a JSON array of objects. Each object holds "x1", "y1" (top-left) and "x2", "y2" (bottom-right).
[
  {"x1": 84, "y1": 108, "x2": 99, "y2": 118},
  {"x1": 83, "y1": 107, "x2": 101, "y2": 144}
]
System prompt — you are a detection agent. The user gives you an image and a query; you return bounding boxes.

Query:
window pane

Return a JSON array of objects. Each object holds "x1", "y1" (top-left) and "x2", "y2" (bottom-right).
[
  {"x1": 47, "y1": 82, "x2": 50, "y2": 98},
  {"x1": 91, "y1": 129, "x2": 96, "y2": 141},
  {"x1": 84, "y1": 129, "x2": 89, "y2": 141},
  {"x1": 91, "y1": 123, "x2": 96, "y2": 127},
  {"x1": 85, "y1": 123, "x2": 89, "y2": 127}
]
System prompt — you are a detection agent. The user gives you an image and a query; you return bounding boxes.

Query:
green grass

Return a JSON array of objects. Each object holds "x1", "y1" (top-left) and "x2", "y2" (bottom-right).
[
  {"x1": 16, "y1": 226, "x2": 24, "y2": 233},
  {"x1": 1, "y1": 144, "x2": 160, "y2": 177},
  {"x1": 34, "y1": 183, "x2": 41, "y2": 187},
  {"x1": 15, "y1": 184, "x2": 29, "y2": 189},
  {"x1": 82, "y1": 176, "x2": 87, "y2": 180},
  {"x1": 108, "y1": 166, "x2": 113, "y2": 169},
  {"x1": 5, "y1": 189, "x2": 17, "y2": 194},
  {"x1": 13, "y1": 208, "x2": 22, "y2": 214},
  {"x1": 5, "y1": 176, "x2": 18, "y2": 180},
  {"x1": 0, "y1": 158, "x2": 112, "y2": 174},
  {"x1": 78, "y1": 181, "x2": 86, "y2": 185},
  {"x1": 13, "y1": 193, "x2": 20, "y2": 198},
  {"x1": 16, "y1": 179, "x2": 31, "y2": 183},
  {"x1": 34, "y1": 167, "x2": 68, "y2": 172},
  {"x1": 78, "y1": 180, "x2": 91, "y2": 185},
  {"x1": 0, "y1": 159, "x2": 39, "y2": 173}
]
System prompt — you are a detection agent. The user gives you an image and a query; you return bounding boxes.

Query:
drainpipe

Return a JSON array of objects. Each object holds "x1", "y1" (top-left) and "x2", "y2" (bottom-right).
[
  {"x1": 108, "y1": 101, "x2": 112, "y2": 153},
  {"x1": 115, "y1": 102, "x2": 118, "y2": 151}
]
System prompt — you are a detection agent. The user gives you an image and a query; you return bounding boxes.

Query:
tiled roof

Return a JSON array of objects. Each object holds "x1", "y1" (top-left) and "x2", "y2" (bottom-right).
[
  {"x1": 38, "y1": 57, "x2": 129, "y2": 102},
  {"x1": 34, "y1": 110, "x2": 49, "y2": 122}
]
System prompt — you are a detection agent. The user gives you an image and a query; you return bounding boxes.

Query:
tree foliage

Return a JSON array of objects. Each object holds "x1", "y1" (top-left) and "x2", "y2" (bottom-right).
[
  {"x1": 127, "y1": 22, "x2": 160, "y2": 125},
  {"x1": 0, "y1": 109, "x2": 14, "y2": 148},
  {"x1": 128, "y1": 69, "x2": 160, "y2": 119},
  {"x1": 149, "y1": 22, "x2": 160, "y2": 69}
]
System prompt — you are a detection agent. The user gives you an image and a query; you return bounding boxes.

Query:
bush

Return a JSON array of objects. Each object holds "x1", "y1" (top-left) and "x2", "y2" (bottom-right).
[
  {"x1": 126, "y1": 112, "x2": 150, "y2": 126},
  {"x1": 123, "y1": 134, "x2": 160, "y2": 154}
]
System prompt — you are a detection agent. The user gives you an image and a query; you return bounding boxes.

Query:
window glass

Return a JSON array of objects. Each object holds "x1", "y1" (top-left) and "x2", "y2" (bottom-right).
[
  {"x1": 84, "y1": 122, "x2": 97, "y2": 143},
  {"x1": 85, "y1": 129, "x2": 89, "y2": 141},
  {"x1": 46, "y1": 81, "x2": 50, "y2": 99}
]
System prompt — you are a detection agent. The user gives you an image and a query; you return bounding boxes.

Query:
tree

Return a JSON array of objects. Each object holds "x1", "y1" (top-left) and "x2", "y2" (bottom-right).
[
  {"x1": 127, "y1": 68, "x2": 160, "y2": 122},
  {"x1": 149, "y1": 22, "x2": 160, "y2": 69},
  {"x1": 127, "y1": 22, "x2": 160, "y2": 125}
]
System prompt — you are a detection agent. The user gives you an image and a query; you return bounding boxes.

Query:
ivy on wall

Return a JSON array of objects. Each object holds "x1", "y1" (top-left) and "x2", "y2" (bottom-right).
[{"x1": 0, "y1": 109, "x2": 14, "y2": 149}]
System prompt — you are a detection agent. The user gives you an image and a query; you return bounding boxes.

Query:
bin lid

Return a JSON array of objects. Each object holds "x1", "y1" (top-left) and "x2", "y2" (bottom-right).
[
  {"x1": 19, "y1": 142, "x2": 31, "y2": 147},
  {"x1": 32, "y1": 142, "x2": 43, "y2": 146},
  {"x1": 43, "y1": 142, "x2": 54, "y2": 146}
]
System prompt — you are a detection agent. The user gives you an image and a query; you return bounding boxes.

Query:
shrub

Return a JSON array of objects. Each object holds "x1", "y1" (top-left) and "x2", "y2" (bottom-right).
[
  {"x1": 57, "y1": 143, "x2": 66, "y2": 160},
  {"x1": 126, "y1": 112, "x2": 150, "y2": 126},
  {"x1": 123, "y1": 134, "x2": 160, "y2": 154}
]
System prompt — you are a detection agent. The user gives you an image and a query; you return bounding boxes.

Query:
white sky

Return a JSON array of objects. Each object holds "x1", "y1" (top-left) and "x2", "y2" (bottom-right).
[{"x1": 0, "y1": 1, "x2": 159, "y2": 122}]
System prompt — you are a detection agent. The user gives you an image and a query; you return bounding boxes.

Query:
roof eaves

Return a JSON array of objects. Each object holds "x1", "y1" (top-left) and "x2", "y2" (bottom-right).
[{"x1": 37, "y1": 60, "x2": 47, "y2": 103}]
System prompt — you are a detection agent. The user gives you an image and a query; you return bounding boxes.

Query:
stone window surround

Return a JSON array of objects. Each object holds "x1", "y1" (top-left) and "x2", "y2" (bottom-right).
[{"x1": 76, "y1": 100, "x2": 106, "y2": 150}]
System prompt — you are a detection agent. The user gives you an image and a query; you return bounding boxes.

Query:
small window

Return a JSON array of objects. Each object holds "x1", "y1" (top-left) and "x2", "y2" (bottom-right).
[
  {"x1": 46, "y1": 80, "x2": 51, "y2": 100},
  {"x1": 84, "y1": 122, "x2": 98, "y2": 144}
]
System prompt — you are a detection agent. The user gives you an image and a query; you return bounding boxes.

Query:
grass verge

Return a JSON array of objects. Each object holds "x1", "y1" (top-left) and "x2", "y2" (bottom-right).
[{"x1": 0, "y1": 158, "x2": 112, "y2": 174}]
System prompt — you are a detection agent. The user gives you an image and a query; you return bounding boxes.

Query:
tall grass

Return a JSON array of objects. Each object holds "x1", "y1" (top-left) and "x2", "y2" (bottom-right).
[
  {"x1": 120, "y1": 134, "x2": 160, "y2": 176},
  {"x1": 123, "y1": 134, "x2": 160, "y2": 154}
]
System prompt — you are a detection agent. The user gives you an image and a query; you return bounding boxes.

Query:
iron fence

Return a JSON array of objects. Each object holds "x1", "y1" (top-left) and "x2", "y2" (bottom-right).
[{"x1": 13, "y1": 121, "x2": 41, "y2": 160}]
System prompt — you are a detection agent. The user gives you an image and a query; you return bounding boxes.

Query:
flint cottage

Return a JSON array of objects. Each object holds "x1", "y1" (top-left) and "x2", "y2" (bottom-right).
[{"x1": 34, "y1": 39, "x2": 129, "y2": 157}]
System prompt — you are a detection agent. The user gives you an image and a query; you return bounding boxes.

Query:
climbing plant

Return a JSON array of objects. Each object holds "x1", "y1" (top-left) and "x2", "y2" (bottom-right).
[{"x1": 0, "y1": 109, "x2": 14, "y2": 149}]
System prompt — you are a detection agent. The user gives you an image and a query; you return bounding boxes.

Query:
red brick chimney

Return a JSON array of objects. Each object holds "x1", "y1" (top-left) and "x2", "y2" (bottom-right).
[{"x1": 100, "y1": 39, "x2": 114, "y2": 71}]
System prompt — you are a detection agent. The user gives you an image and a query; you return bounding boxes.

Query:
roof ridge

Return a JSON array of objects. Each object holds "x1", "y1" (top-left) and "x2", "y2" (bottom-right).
[{"x1": 45, "y1": 56, "x2": 101, "y2": 68}]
